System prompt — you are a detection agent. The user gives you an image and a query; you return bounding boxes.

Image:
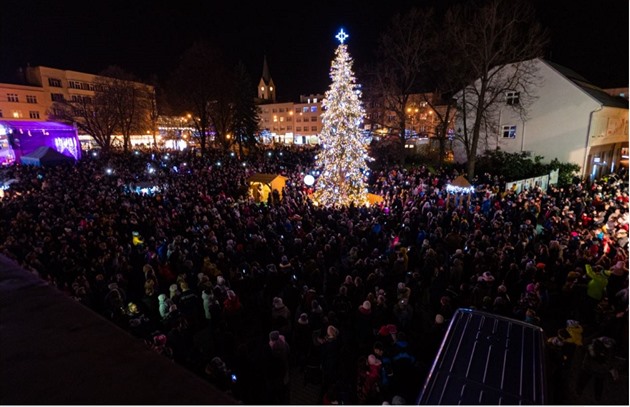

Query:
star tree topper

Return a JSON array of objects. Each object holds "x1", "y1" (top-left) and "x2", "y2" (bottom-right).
[{"x1": 335, "y1": 29, "x2": 349, "y2": 44}]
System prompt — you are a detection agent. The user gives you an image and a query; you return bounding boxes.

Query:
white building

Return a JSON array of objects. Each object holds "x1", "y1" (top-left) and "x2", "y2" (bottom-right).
[
  {"x1": 453, "y1": 58, "x2": 628, "y2": 179},
  {"x1": 255, "y1": 57, "x2": 324, "y2": 145}
]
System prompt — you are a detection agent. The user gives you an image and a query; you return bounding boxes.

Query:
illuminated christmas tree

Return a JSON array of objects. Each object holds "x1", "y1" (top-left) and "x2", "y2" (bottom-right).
[{"x1": 313, "y1": 29, "x2": 370, "y2": 207}]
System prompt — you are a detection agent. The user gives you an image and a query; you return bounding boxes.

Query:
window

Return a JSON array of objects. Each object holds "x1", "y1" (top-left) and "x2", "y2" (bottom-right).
[
  {"x1": 272, "y1": 108, "x2": 277, "y2": 113},
  {"x1": 302, "y1": 107, "x2": 308, "y2": 112},
  {"x1": 311, "y1": 126, "x2": 317, "y2": 131},
  {"x1": 287, "y1": 126, "x2": 292, "y2": 130},
  {"x1": 12, "y1": 110, "x2": 22, "y2": 118},
  {"x1": 296, "y1": 117, "x2": 301, "y2": 122},
  {"x1": 68, "y1": 81, "x2": 80, "y2": 89},
  {"x1": 7, "y1": 93, "x2": 18, "y2": 102},
  {"x1": 29, "y1": 111, "x2": 40, "y2": 119},
  {"x1": 26, "y1": 95, "x2": 38, "y2": 103},
  {"x1": 296, "y1": 127, "x2": 301, "y2": 131},
  {"x1": 310, "y1": 116, "x2": 317, "y2": 122},
  {"x1": 279, "y1": 108, "x2": 285, "y2": 112},
  {"x1": 0, "y1": 109, "x2": 3, "y2": 117},
  {"x1": 506, "y1": 91, "x2": 520, "y2": 105},
  {"x1": 279, "y1": 117, "x2": 284, "y2": 122},
  {"x1": 295, "y1": 108, "x2": 300, "y2": 113},
  {"x1": 502, "y1": 125, "x2": 517, "y2": 138},
  {"x1": 51, "y1": 93, "x2": 64, "y2": 102},
  {"x1": 48, "y1": 78, "x2": 62, "y2": 87},
  {"x1": 310, "y1": 106, "x2": 317, "y2": 112}
]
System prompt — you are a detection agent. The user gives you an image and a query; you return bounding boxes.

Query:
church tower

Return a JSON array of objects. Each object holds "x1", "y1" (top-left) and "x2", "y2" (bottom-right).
[{"x1": 257, "y1": 55, "x2": 276, "y2": 103}]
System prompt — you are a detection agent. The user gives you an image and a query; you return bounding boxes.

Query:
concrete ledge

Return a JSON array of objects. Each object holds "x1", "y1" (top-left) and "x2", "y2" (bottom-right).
[{"x1": 0, "y1": 255, "x2": 237, "y2": 405}]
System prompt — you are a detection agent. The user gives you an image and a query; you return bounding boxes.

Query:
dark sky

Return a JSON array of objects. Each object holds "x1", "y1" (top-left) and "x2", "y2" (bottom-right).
[{"x1": 1, "y1": 0, "x2": 628, "y2": 101}]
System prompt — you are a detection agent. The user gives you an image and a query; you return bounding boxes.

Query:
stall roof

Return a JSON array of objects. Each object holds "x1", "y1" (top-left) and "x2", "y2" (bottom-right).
[{"x1": 246, "y1": 173, "x2": 287, "y2": 184}]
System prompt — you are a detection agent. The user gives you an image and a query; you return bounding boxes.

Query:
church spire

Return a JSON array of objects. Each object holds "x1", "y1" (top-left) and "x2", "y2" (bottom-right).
[
  {"x1": 262, "y1": 55, "x2": 271, "y2": 84},
  {"x1": 257, "y1": 55, "x2": 276, "y2": 103}
]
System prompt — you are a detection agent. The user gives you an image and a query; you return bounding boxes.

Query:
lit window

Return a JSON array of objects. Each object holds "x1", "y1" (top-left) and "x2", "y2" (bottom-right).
[
  {"x1": 7, "y1": 93, "x2": 18, "y2": 102},
  {"x1": 303, "y1": 107, "x2": 308, "y2": 113},
  {"x1": 261, "y1": 87, "x2": 265, "y2": 91},
  {"x1": 502, "y1": 125, "x2": 517, "y2": 138},
  {"x1": 310, "y1": 106, "x2": 317, "y2": 112},
  {"x1": 29, "y1": 111, "x2": 40, "y2": 119},
  {"x1": 269, "y1": 87, "x2": 273, "y2": 91},
  {"x1": 26, "y1": 95, "x2": 37, "y2": 103},
  {"x1": 506, "y1": 91, "x2": 520, "y2": 106},
  {"x1": 48, "y1": 78, "x2": 62, "y2": 87},
  {"x1": 12, "y1": 111, "x2": 22, "y2": 118},
  {"x1": 279, "y1": 117, "x2": 284, "y2": 122}
]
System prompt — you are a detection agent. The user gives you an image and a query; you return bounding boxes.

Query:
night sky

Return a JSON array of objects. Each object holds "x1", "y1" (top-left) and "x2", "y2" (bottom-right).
[{"x1": 1, "y1": 0, "x2": 628, "y2": 101}]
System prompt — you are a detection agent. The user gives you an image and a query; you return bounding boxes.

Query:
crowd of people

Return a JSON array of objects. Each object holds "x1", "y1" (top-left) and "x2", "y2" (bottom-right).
[{"x1": 0, "y1": 145, "x2": 627, "y2": 404}]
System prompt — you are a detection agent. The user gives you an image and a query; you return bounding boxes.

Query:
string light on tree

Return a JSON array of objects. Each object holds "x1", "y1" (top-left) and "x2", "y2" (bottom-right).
[{"x1": 312, "y1": 29, "x2": 370, "y2": 207}]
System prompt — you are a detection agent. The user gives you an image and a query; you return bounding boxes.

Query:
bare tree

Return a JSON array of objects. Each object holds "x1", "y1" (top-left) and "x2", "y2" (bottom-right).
[
  {"x1": 369, "y1": 7, "x2": 435, "y2": 148},
  {"x1": 446, "y1": 0, "x2": 548, "y2": 179},
  {"x1": 142, "y1": 74, "x2": 164, "y2": 150},
  {"x1": 48, "y1": 82, "x2": 118, "y2": 152},
  {"x1": 100, "y1": 66, "x2": 151, "y2": 153},
  {"x1": 169, "y1": 42, "x2": 230, "y2": 156}
]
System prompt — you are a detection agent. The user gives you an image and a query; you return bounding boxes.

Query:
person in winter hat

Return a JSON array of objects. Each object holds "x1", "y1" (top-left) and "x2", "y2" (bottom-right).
[
  {"x1": 293, "y1": 313, "x2": 311, "y2": 369},
  {"x1": 396, "y1": 282, "x2": 411, "y2": 302},
  {"x1": 271, "y1": 297, "x2": 291, "y2": 337},
  {"x1": 158, "y1": 293, "x2": 174, "y2": 319},
  {"x1": 356, "y1": 300, "x2": 374, "y2": 353},
  {"x1": 565, "y1": 320, "x2": 584, "y2": 346},
  {"x1": 584, "y1": 264, "x2": 610, "y2": 325},
  {"x1": 357, "y1": 354, "x2": 382, "y2": 404},
  {"x1": 265, "y1": 330, "x2": 291, "y2": 403},
  {"x1": 201, "y1": 289, "x2": 218, "y2": 327}
]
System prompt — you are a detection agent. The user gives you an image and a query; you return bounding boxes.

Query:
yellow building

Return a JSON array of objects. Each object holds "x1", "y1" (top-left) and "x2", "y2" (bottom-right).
[
  {"x1": 0, "y1": 83, "x2": 46, "y2": 120},
  {"x1": 0, "y1": 66, "x2": 155, "y2": 149}
]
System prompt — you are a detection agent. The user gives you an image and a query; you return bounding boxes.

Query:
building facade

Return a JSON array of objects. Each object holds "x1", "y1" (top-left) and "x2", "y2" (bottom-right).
[
  {"x1": 0, "y1": 83, "x2": 47, "y2": 121},
  {"x1": 453, "y1": 58, "x2": 629, "y2": 179},
  {"x1": 0, "y1": 66, "x2": 155, "y2": 149}
]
